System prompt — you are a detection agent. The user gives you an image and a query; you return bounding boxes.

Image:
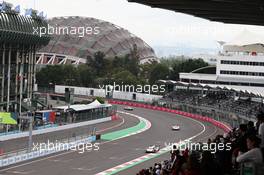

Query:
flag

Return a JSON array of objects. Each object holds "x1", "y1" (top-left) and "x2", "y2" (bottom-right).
[
  {"x1": 25, "y1": 8, "x2": 32, "y2": 16},
  {"x1": 14, "y1": 5, "x2": 20, "y2": 13},
  {"x1": 0, "y1": 112, "x2": 17, "y2": 125},
  {"x1": 44, "y1": 14, "x2": 48, "y2": 20},
  {"x1": 0, "y1": 2, "x2": 6, "y2": 11},
  {"x1": 39, "y1": 11, "x2": 44, "y2": 18}
]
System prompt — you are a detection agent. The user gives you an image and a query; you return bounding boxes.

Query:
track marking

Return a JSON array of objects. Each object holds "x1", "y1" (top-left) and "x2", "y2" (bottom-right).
[
  {"x1": 197, "y1": 124, "x2": 218, "y2": 142},
  {"x1": 95, "y1": 115, "x2": 206, "y2": 175},
  {"x1": 72, "y1": 167, "x2": 97, "y2": 171},
  {"x1": 0, "y1": 112, "x2": 151, "y2": 172},
  {"x1": 2, "y1": 116, "x2": 125, "y2": 157},
  {"x1": 96, "y1": 115, "x2": 125, "y2": 134}
]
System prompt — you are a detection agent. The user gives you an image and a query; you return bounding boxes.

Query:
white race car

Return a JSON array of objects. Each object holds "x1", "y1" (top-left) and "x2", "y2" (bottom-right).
[
  {"x1": 172, "y1": 125, "x2": 180, "y2": 130},
  {"x1": 146, "y1": 145, "x2": 160, "y2": 153},
  {"x1": 124, "y1": 106, "x2": 134, "y2": 111}
]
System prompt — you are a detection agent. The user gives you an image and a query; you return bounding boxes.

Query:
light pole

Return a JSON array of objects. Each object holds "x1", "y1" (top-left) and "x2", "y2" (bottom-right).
[{"x1": 28, "y1": 111, "x2": 33, "y2": 152}]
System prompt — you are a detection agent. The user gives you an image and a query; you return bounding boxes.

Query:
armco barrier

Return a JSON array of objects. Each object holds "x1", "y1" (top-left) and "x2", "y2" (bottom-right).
[
  {"x1": 0, "y1": 135, "x2": 96, "y2": 168},
  {"x1": 109, "y1": 100, "x2": 232, "y2": 133}
]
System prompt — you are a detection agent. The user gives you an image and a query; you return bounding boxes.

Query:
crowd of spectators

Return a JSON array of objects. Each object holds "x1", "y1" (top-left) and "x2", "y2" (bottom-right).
[
  {"x1": 164, "y1": 90, "x2": 263, "y2": 118},
  {"x1": 137, "y1": 111, "x2": 264, "y2": 175}
]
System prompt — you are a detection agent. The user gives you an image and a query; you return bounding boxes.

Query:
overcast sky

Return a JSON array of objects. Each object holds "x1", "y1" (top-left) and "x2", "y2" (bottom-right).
[{"x1": 6, "y1": 0, "x2": 264, "y2": 52}]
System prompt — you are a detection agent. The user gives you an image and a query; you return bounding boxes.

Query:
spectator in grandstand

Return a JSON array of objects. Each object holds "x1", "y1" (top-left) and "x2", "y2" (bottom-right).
[
  {"x1": 201, "y1": 151, "x2": 223, "y2": 175},
  {"x1": 256, "y1": 112, "x2": 264, "y2": 148},
  {"x1": 171, "y1": 152, "x2": 186, "y2": 175},
  {"x1": 236, "y1": 124, "x2": 248, "y2": 153},
  {"x1": 184, "y1": 152, "x2": 201, "y2": 175},
  {"x1": 247, "y1": 121, "x2": 257, "y2": 136},
  {"x1": 236, "y1": 135, "x2": 263, "y2": 164}
]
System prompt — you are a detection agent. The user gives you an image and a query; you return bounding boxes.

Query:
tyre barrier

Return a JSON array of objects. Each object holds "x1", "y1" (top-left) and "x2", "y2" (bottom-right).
[{"x1": 109, "y1": 100, "x2": 232, "y2": 133}]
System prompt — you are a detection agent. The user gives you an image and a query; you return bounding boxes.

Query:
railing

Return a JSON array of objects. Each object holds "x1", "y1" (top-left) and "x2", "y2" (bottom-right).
[
  {"x1": 0, "y1": 131, "x2": 97, "y2": 167},
  {"x1": 240, "y1": 162, "x2": 264, "y2": 175}
]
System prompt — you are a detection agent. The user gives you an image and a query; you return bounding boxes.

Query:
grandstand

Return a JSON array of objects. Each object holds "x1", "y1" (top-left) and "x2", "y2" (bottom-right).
[{"x1": 37, "y1": 16, "x2": 158, "y2": 65}]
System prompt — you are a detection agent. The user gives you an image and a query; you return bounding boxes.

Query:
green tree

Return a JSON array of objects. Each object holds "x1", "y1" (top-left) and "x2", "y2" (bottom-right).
[
  {"x1": 77, "y1": 64, "x2": 95, "y2": 87},
  {"x1": 127, "y1": 44, "x2": 140, "y2": 77},
  {"x1": 62, "y1": 65, "x2": 78, "y2": 86},
  {"x1": 112, "y1": 70, "x2": 139, "y2": 85},
  {"x1": 89, "y1": 51, "x2": 106, "y2": 76},
  {"x1": 149, "y1": 63, "x2": 170, "y2": 84},
  {"x1": 170, "y1": 58, "x2": 208, "y2": 80}
]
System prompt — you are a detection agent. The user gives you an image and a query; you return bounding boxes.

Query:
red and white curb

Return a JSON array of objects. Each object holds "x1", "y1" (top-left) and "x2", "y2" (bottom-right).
[
  {"x1": 95, "y1": 150, "x2": 166, "y2": 175},
  {"x1": 95, "y1": 118, "x2": 206, "y2": 175},
  {"x1": 95, "y1": 146, "x2": 177, "y2": 175}
]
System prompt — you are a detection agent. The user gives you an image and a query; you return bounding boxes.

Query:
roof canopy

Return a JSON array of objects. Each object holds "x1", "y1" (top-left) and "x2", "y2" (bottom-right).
[
  {"x1": 53, "y1": 100, "x2": 112, "y2": 112},
  {"x1": 159, "y1": 80, "x2": 264, "y2": 97},
  {"x1": 0, "y1": 12, "x2": 50, "y2": 45},
  {"x1": 128, "y1": 0, "x2": 264, "y2": 26}
]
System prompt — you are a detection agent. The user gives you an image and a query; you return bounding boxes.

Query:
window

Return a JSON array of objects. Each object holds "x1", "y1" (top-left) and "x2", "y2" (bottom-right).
[
  {"x1": 220, "y1": 70, "x2": 264, "y2": 77},
  {"x1": 221, "y1": 60, "x2": 264, "y2": 66}
]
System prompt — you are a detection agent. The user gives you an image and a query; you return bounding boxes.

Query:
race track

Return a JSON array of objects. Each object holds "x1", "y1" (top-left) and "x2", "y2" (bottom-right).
[{"x1": 0, "y1": 105, "x2": 224, "y2": 175}]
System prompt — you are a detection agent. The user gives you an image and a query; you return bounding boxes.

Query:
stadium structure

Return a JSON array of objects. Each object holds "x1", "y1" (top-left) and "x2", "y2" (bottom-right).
[
  {"x1": 36, "y1": 16, "x2": 157, "y2": 65},
  {"x1": 0, "y1": 2, "x2": 50, "y2": 112},
  {"x1": 158, "y1": 31, "x2": 264, "y2": 127}
]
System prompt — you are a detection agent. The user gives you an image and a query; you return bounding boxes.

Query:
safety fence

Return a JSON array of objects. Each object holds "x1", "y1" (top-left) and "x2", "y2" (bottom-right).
[{"x1": 0, "y1": 135, "x2": 97, "y2": 168}]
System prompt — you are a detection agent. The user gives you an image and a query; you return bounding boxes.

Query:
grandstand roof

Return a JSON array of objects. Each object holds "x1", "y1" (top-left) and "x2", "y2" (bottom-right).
[
  {"x1": 128, "y1": 0, "x2": 264, "y2": 26},
  {"x1": 0, "y1": 12, "x2": 50, "y2": 45},
  {"x1": 158, "y1": 80, "x2": 264, "y2": 97},
  {"x1": 39, "y1": 16, "x2": 157, "y2": 63}
]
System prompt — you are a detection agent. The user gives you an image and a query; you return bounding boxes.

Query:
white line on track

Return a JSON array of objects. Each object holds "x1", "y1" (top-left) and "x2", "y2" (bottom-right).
[
  {"x1": 96, "y1": 115, "x2": 125, "y2": 134},
  {"x1": 95, "y1": 114, "x2": 207, "y2": 175},
  {"x1": 0, "y1": 111, "x2": 151, "y2": 172},
  {"x1": 2, "y1": 116, "x2": 125, "y2": 157},
  {"x1": 197, "y1": 124, "x2": 218, "y2": 142}
]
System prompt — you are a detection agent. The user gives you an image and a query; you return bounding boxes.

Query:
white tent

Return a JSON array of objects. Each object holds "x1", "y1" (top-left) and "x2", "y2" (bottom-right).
[
  {"x1": 54, "y1": 100, "x2": 111, "y2": 112},
  {"x1": 223, "y1": 30, "x2": 264, "y2": 53}
]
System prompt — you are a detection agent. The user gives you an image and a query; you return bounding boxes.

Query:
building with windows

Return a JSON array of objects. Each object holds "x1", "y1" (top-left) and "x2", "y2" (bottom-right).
[{"x1": 179, "y1": 31, "x2": 264, "y2": 96}]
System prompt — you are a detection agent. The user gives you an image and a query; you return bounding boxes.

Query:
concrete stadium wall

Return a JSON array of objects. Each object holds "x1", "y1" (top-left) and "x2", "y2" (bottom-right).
[{"x1": 55, "y1": 85, "x2": 162, "y2": 103}]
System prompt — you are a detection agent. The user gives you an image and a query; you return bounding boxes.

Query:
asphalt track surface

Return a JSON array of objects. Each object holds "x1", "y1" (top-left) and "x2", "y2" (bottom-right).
[
  {"x1": 0, "y1": 113, "x2": 134, "y2": 154},
  {"x1": 0, "y1": 106, "x2": 224, "y2": 175}
]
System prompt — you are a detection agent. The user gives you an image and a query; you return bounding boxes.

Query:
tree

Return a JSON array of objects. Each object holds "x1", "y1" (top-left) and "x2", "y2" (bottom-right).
[
  {"x1": 149, "y1": 63, "x2": 170, "y2": 84},
  {"x1": 112, "y1": 70, "x2": 139, "y2": 86},
  {"x1": 62, "y1": 65, "x2": 78, "y2": 86},
  {"x1": 89, "y1": 51, "x2": 106, "y2": 76},
  {"x1": 36, "y1": 65, "x2": 64, "y2": 86},
  {"x1": 77, "y1": 64, "x2": 95, "y2": 87},
  {"x1": 170, "y1": 58, "x2": 208, "y2": 80},
  {"x1": 127, "y1": 44, "x2": 140, "y2": 77}
]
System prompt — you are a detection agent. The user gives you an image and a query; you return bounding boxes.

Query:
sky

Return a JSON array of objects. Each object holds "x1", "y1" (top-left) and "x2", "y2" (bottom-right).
[{"x1": 5, "y1": 0, "x2": 264, "y2": 55}]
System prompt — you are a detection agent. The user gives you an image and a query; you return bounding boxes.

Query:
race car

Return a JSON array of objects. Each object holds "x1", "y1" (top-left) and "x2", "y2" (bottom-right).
[
  {"x1": 124, "y1": 106, "x2": 134, "y2": 111},
  {"x1": 172, "y1": 125, "x2": 180, "y2": 130},
  {"x1": 146, "y1": 145, "x2": 160, "y2": 153}
]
